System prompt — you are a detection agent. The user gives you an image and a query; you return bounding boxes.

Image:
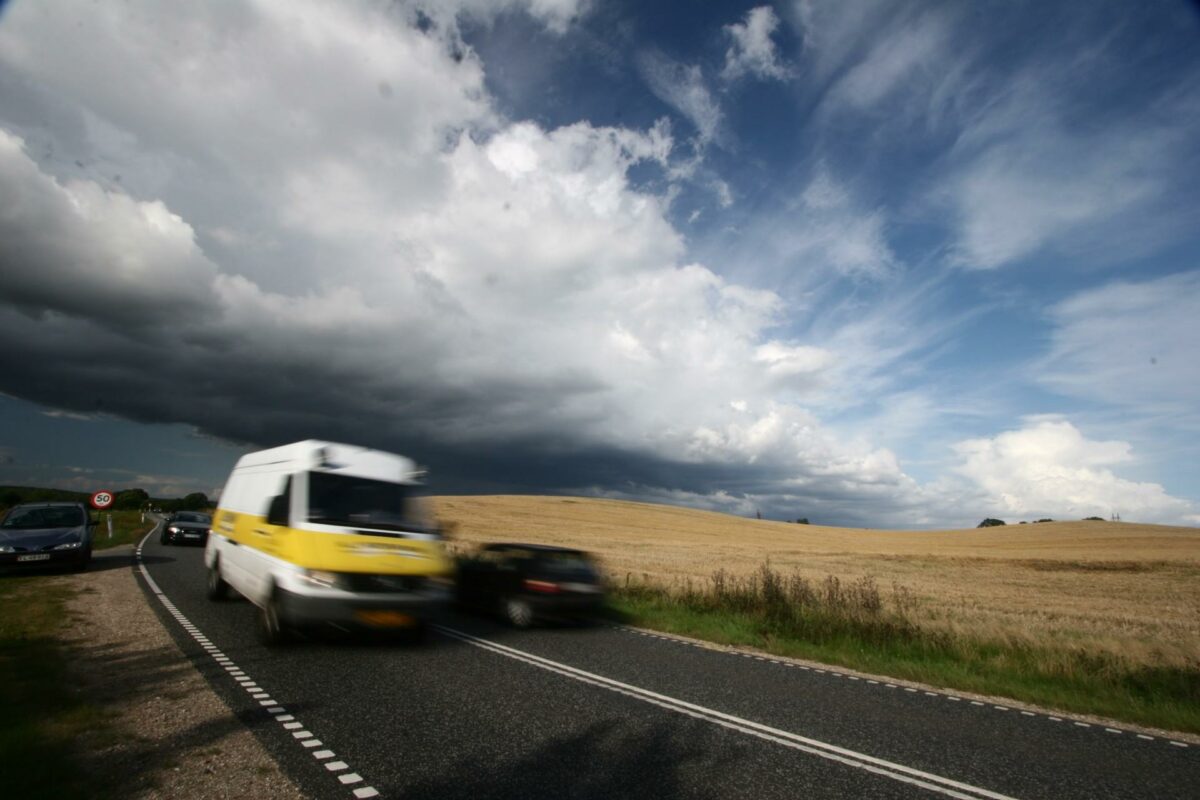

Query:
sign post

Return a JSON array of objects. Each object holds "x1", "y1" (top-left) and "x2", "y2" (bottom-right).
[{"x1": 90, "y1": 490, "x2": 115, "y2": 539}]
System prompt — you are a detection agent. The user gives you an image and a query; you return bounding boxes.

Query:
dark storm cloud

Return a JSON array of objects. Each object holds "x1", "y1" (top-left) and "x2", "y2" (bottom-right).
[{"x1": 3, "y1": 1, "x2": 1195, "y2": 529}]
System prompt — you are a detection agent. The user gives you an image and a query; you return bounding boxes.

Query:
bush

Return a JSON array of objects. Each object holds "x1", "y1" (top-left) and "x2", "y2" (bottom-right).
[{"x1": 977, "y1": 518, "x2": 1006, "y2": 528}]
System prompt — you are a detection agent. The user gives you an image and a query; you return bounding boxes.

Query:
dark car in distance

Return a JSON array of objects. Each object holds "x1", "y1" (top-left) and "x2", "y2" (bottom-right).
[
  {"x1": 455, "y1": 543, "x2": 605, "y2": 627},
  {"x1": 161, "y1": 511, "x2": 212, "y2": 546},
  {"x1": 0, "y1": 502, "x2": 94, "y2": 571}
]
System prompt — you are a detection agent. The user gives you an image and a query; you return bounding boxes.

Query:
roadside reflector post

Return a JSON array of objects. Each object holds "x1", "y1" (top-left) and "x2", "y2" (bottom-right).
[{"x1": 107, "y1": 513, "x2": 113, "y2": 540}]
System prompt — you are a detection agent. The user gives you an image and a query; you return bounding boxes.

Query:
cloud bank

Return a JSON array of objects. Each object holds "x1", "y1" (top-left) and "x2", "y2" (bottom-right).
[{"x1": 1, "y1": 0, "x2": 1196, "y2": 528}]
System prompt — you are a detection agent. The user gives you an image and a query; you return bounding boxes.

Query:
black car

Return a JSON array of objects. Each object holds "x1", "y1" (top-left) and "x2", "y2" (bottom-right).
[
  {"x1": 0, "y1": 502, "x2": 94, "y2": 571},
  {"x1": 455, "y1": 543, "x2": 605, "y2": 627},
  {"x1": 160, "y1": 512, "x2": 212, "y2": 546}
]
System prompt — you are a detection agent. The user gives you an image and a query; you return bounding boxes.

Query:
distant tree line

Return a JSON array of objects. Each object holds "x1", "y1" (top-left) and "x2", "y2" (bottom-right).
[
  {"x1": 980, "y1": 516, "x2": 1110, "y2": 528},
  {"x1": 0, "y1": 485, "x2": 210, "y2": 513}
]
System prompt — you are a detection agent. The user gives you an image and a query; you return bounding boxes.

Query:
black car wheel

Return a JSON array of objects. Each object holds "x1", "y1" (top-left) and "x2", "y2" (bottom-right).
[
  {"x1": 505, "y1": 597, "x2": 534, "y2": 628},
  {"x1": 206, "y1": 560, "x2": 229, "y2": 601},
  {"x1": 160, "y1": 530, "x2": 170, "y2": 546}
]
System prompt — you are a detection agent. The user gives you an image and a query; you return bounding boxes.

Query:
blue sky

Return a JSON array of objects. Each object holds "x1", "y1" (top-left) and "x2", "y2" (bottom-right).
[{"x1": 1, "y1": 0, "x2": 1198, "y2": 527}]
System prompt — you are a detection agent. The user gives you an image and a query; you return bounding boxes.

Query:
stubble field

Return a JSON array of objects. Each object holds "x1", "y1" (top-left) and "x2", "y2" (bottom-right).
[{"x1": 432, "y1": 495, "x2": 1200, "y2": 678}]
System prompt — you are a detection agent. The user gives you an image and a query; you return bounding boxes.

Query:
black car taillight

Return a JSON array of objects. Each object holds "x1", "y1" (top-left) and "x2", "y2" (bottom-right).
[{"x1": 523, "y1": 579, "x2": 560, "y2": 594}]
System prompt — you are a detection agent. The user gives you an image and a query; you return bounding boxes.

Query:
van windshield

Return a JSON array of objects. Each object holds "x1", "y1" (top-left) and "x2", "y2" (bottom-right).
[{"x1": 306, "y1": 472, "x2": 433, "y2": 534}]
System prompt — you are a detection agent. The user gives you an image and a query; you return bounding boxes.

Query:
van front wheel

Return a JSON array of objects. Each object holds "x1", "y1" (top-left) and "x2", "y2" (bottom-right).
[
  {"x1": 206, "y1": 561, "x2": 229, "y2": 601},
  {"x1": 259, "y1": 590, "x2": 291, "y2": 646}
]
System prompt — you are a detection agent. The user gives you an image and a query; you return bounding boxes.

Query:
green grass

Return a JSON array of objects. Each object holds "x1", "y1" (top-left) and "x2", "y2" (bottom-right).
[
  {"x1": 90, "y1": 510, "x2": 154, "y2": 551},
  {"x1": 0, "y1": 577, "x2": 115, "y2": 799},
  {"x1": 611, "y1": 566, "x2": 1200, "y2": 735}
]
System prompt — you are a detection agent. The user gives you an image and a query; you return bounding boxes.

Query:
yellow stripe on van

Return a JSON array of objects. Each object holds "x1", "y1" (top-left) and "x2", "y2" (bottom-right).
[{"x1": 215, "y1": 509, "x2": 452, "y2": 575}]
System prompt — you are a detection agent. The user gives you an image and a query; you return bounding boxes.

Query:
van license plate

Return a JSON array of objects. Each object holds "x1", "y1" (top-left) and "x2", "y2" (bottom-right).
[
  {"x1": 355, "y1": 610, "x2": 414, "y2": 628},
  {"x1": 17, "y1": 554, "x2": 51, "y2": 562}
]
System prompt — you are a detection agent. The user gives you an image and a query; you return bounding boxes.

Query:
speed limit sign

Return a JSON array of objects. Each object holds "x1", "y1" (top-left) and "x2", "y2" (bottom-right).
[{"x1": 90, "y1": 490, "x2": 115, "y2": 510}]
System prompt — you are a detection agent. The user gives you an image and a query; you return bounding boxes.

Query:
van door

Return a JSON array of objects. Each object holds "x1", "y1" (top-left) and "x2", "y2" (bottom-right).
[{"x1": 245, "y1": 474, "x2": 293, "y2": 602}]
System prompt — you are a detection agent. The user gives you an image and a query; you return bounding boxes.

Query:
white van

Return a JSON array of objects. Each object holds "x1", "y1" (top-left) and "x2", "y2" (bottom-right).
[{"x1": 204, "y1": 440, "x2": 452, "y2": 642}]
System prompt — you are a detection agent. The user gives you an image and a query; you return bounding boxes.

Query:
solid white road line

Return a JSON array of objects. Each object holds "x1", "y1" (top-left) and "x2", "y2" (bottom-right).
[{"x1": 434, "y1": 624, "x2": 1017, "y2": 800}]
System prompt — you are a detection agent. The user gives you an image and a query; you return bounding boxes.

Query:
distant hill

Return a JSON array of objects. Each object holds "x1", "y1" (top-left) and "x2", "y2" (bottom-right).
[{"x1": 0, "y1": 485, "x2": 92, "y2": 505}]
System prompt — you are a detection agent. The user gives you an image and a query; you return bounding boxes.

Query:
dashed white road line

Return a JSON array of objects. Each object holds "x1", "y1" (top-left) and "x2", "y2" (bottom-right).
[{"x1": 135, "y1": 528, "x2": 381, "y2": 799}]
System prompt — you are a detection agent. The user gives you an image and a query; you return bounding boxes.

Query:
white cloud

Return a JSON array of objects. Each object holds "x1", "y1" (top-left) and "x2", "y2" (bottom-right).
[
  {"x1": 953, "y1": 417, "x2": 1195, "y2": 523},
  {"x1": 637, "y1": 51, "x2": 724, "y2": 146},
  {"x1": 1038, "y1": 272, "x2": 1200, "y2": 420},
  {"x1": 722, "y1": 6, "x2": 791, "y2": 82},
  {"x1": 748, "y1": 166, "x2": 895, "y2": 283},
  {"x1": 413, "y1": 0, "x2": 590, "y2": 35},
  {"x1": 950, "y1": 125, "x2": 1163, "y2": 270},
  {"x1": 829, "y1": 12, "x2": 949, "y2": 110}
]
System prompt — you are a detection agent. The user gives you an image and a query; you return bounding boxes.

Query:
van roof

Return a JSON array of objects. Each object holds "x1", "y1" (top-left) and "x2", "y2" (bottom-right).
[{"x1": 233, "y1": 440, "x2": 421, "y2": 482}]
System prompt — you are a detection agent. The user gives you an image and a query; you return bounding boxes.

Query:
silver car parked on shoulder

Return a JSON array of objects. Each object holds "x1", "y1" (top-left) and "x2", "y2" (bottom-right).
[{"x1": 0, "y1": 502, "x2": 95, "y2": 571}]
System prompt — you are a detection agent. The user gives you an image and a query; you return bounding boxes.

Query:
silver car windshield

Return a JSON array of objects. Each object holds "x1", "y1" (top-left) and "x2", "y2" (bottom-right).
[{"x1": 2, "y1": 507, "x2": 85, "y2": 529}]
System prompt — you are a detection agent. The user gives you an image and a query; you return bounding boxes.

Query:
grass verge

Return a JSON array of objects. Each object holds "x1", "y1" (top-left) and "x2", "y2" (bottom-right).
[
  {"x1": 611, "y1": 564, "x2": 1200, "y2": 735},
  {"x1": 91, "y1": 510, "x2": 154, "y2": 550},
  {"x1": 0, "y1": 576, "x2": 116, "y2": 799}
]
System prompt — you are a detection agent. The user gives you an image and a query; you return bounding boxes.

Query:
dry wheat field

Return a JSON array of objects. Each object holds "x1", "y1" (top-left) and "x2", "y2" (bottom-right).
[{"x1": 432, "y1": 495, "x2": 1200, "y2": 669}]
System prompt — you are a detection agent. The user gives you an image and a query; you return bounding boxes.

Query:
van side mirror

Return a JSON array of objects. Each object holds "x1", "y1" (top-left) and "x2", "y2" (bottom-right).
[{"x1": 266, "y1": 495, "x2": 289, "y2": 527}]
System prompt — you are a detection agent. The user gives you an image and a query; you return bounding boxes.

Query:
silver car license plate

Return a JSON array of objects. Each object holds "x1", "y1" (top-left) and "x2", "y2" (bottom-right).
[{"x1": 17, "y1": 553, "x2": 51, "y2": 562}]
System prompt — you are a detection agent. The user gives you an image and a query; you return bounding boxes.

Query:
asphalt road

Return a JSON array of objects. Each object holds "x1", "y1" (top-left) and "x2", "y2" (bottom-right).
[{"x1": 134, "y1": 526, "x2": 1198, "y2": 800}]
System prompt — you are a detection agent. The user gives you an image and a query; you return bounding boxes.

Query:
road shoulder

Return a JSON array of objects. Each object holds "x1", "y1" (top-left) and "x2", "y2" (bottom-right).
[{"x1": 61, "y1": 546, "x2": 305, "y2": 799}]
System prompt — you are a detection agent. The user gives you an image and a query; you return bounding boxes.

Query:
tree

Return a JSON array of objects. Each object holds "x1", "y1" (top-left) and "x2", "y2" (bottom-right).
[
  {"x1": 115, "y1": 488, "x2": 149, "y2": 510},
  {"x1": 180, "y1": 492, "x2": 210, "y2": 511},
  {"x1": 977, "y1": 518, "x2": 1006, "y2": 528},
  {"x1": 793, "y1": 518, "x2": 809, "y2": 524}
]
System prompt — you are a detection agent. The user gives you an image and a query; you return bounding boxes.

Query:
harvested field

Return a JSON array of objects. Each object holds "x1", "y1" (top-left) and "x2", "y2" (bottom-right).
[{"x1": 432, "y1": 495, "x2": 1200, "y2": 670}]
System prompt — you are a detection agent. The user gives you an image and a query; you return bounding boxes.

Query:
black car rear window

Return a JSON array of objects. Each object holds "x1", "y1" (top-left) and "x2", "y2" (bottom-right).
[{"x1": 530, "y1": 551, "x2": 596, "y2": 577}]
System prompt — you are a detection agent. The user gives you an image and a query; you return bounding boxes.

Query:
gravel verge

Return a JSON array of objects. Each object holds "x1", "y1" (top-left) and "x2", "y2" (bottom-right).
[{"x1": 58, "y1": 545, "x2": 306, "y2": 799}]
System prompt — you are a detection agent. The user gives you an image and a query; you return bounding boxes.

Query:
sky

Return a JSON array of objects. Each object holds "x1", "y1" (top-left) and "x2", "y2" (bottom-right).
[{"x1": 1, "y1": 0, "x2": 1198, "y2": 529}]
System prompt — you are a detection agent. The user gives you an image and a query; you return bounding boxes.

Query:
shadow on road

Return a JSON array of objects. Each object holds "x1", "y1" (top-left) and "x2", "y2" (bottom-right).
[{"x1": 397, "y1": 718, "x2": 732, "y2": 800}]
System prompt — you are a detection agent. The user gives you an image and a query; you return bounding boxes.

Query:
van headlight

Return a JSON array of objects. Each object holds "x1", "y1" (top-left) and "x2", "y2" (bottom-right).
[
  {"x1": 298, "y1": 569, "x2": 341, "y2": 589},
  {"x1": 54, "y1": 541, "x2": 83, "y2": 550},
  {"x1": 0, "y1": 545, "x2": 14, "y2": 553}
]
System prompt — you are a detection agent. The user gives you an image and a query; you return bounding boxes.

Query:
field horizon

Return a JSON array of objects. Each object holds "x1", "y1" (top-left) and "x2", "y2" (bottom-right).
[{"x1": 432, "y1": 494, "x2": 1200, "y2": 676}]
